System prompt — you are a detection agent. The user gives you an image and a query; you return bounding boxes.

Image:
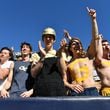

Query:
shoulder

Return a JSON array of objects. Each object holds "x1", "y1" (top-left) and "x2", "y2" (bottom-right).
[{"x1": 1, "y1": 60, "x2": 14, "y2": 69}]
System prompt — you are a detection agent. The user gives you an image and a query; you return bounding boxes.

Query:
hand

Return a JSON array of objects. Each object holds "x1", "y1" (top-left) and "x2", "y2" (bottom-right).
[
  {"x1": 0, "y1": 89, "x2": 10, "y2": 98},
  {"x1": 60, "y1": 38, "x2": 67, "y2": 48},
  {"x1": 20, "y1": 89, "x2": 33, "y2": 98},
  {"x1": 70, "y1": 83, "x2": 84, "y2": 93},
  {"x1": 64, "y1": 29, "x2": 71, "y2": 40},
  {"x1": 87, "y1": 7, "x2": 96, "y2": 19},
  {"x1": 38, "y1": 41, "x2": 46, "y2": 56}
]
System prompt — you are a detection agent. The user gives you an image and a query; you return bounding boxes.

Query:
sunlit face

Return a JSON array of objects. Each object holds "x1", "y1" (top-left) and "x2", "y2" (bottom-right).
[
  {"x1": 0, "y1": 49, "x2": 11, "y2": 62},
  {"x1": 70, "y1": 40, "x2": 83, "y2": 53},
  {"x1": 43, "y1": 34, "x2": 55, "y2": 48},
  {"x1": 102, "y1": 41, "x2": 110, "y2": 59},
  {"x1": 21, "y1": 44, "x2": 31, "y2": 56},
  {"x1": 102, "y1": 42, "x2": 110, "y2": 49}
]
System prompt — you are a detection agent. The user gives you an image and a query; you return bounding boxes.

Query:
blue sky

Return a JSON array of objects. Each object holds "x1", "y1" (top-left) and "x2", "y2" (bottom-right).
[{"x1": 0, "y1": 0, "x2": 110, "y2": 52}]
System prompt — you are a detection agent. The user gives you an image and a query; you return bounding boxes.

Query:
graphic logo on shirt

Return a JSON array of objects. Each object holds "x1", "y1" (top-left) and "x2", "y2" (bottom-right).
[{"x1": 19, "y1": 66, "x2": 28, "y2": 71}]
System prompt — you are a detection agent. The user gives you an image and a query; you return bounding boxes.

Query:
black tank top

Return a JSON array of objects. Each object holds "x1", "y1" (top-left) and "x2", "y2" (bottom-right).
[{"x1": 34, "y1": 57, "x2": 66, "y2": 96}]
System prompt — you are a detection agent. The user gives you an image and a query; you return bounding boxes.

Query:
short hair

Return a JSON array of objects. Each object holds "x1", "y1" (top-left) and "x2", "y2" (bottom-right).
[
  {"x1": 102, "y1": 39, "x2": 109, "y2": 43},
  {"x1": 20, "y1": 42, "x2": 32, "y2": 51}
]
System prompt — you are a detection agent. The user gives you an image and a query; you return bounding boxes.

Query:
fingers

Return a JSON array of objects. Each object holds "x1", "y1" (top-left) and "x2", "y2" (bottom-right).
[
  {"x1": 20, "y1": 92, "x2": 30, "y2": 98},
  {"x1": 89, "y1": 9, "x2": 96, "y2": 15},
  {"x1": 38, "y1": 41, "x2": 44, "y2": 50},
  {"x1": 1, "y1": 92, "x2": 10, "y2": 98},
  {"x1": 20, "y1": 93, "x2": 26, "y2": 97},
  {"x1": 38, "y1": 41, "x2": 46, "y2": 56},
  {"x1": 86, "y1": 7, "x2": 96, "y2": 13},
  {"x1": 62, "y1": 38, "x2": 67, "y2": 44},
  {"x1": 6, "y1": 92, "x2": 10, "y2": 98},
  {"x1": 64, "y1": 29, "x2": 69, "y2": 38},
  {"x1": 38, "y1": 41, "x2": 42, "y2": 48},
  {"x1": 64, "y1": 29, "x2": 68, "y2": 34},
  {"x1": 87, "y1": 7, "x2": 96, "y2": 19},
  {"x1": 60, "y1": 38, "x2": 67, "y2": 47},
  {"x1": 71, "y1": 84, "x2": 84, "y2": 93},
  {"x1": 75, "y1": 85, "x2": 84, "y2": 93},
  {"x1": 86, "y1": 7, "x2": 90, "y2": 12},
  {"x1": 99, "y1": 34, "x2": 103, "y2": 38}
]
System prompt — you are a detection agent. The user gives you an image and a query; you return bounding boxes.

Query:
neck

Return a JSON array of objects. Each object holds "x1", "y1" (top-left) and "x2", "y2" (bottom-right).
[
  {"x1": 0, "y1": 59, "x2": 8, "y2": 64},
  {"x1": 22, "y1": 55, "x2": 30, "y2": 62},
  {"x1": 45, "y1": 46, "x2": 53, "y2": 52},
  {"x1": 72, "y1": 52, "x2": 80, "y2": 59}
]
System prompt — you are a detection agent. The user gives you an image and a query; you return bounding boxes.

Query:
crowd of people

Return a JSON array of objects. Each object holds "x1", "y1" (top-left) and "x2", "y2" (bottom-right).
[{"x1": 0, "y1": 7, "x2": 110, "y2": 98}]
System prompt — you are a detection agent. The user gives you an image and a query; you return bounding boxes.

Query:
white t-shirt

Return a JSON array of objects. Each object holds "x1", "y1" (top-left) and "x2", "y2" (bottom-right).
[
  {"x1": 0, "y1": 60, "x2": 12, "y2": 69},
  {"x1": 0, "y1": 60, "x2": 13, "y2": 90}
]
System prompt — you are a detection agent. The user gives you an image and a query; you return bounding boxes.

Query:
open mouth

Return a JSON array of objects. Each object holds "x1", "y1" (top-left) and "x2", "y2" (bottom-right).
[{"x1": 74, "y1": 47, "x2": 79, "y2": 50}]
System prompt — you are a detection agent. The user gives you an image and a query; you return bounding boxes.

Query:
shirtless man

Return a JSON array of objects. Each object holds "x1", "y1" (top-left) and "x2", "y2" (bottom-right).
[
  {"x1": 95, "y1": 37, "x2": 110, "y2": 96},
  {"x1": 60, "y1": 37, "x2": 99, "y2": 96},
  {"x1": 88, "y1": 8, "x2": 110, "y2": 96}
]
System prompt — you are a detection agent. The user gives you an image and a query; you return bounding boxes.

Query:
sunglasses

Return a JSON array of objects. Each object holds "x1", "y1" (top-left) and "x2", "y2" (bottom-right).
[{"x1": 71, "y1": 41, "x2": 80, "y2": 46}]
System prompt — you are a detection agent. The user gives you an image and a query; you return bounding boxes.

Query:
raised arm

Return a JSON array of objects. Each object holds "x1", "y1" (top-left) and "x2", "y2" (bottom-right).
[
  {"x1": 87, "y1": 8, "x2": 103, "y2": 63},
  {"x1": 87, "y1": 7, "x2": 99, "y2": 58},
  {"x1": 87, "y1": 7, "x2": 99, "y2": 39},
  {"x1": 95, "y1": 34, "x2": 103, "y2": 61}
]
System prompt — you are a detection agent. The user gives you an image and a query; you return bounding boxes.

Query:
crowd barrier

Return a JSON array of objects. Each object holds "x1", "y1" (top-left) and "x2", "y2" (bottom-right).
[{"x1": 0, "y1": 97, "x2": 110, "y2": 110}]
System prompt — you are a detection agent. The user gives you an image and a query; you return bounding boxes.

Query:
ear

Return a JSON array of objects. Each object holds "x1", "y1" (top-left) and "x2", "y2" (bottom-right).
[{"x1": 53, "y1": 40, "x2": 56, "y2": 43}]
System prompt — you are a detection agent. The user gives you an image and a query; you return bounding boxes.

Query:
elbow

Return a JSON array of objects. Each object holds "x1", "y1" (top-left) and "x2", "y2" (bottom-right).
[{"x1": 31, "y1": 69, "x2": 36, "y2": 78}]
